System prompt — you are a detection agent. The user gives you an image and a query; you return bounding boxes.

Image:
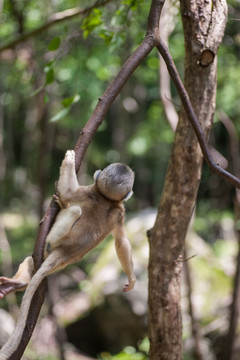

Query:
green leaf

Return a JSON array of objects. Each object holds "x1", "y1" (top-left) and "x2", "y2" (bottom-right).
[
  {"x1": 45, "y1": 59, "x2": 55, "y2": 67},
  {"x1": 45, "y1": 67, "x2": 55, "y2": 84},
  {"x1": 50, "y1": 107, "x2": 69, "y2": 123},
  {"x1": 82, "y1": 8, "x2": 103, "y2": 38},
  {"x1": 48, "y1": 37, "x2": 61, "y2": 51},
  {"x1": 50, "y1": 94, "x2": 80, "y2": 123},
  {"x1": 61, "y1": 94, "x2": 80, "y2": 107},
  {"x1": 98, "y1": 28, "x2": 114, "y2": 45},
  {"x1": 44, "y1": 94, "x2": 49, "y2": 104}
]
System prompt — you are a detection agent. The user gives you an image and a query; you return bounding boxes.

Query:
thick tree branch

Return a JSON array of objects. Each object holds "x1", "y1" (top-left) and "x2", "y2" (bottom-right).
[
  {"x1": 149, "y1": 1, "x2": 228, "y2": 358},
  {"x1": 0, "y1": 0, "x2": 112, "y2": 53}
]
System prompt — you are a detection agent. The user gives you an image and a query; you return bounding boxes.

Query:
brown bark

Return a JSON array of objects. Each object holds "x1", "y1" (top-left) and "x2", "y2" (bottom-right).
[{"x1": 148, "y1": 1, "x2": 227, "y2": 359}]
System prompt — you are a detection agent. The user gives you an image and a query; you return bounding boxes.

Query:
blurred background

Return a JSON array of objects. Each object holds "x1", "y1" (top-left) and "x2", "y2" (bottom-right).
[{"x1": 0, "y1": 0, "x2": 240, "y2": 359}]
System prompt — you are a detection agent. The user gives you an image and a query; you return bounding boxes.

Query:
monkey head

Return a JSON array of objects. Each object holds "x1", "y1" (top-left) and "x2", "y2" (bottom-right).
[{"x1": 94, "y1": 163, "x2": 134, "y2": 202}]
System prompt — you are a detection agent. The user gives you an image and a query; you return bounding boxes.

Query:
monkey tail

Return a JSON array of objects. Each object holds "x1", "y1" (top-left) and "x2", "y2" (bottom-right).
[{"x1": 0, "y1": 252, "x2": 61, "y2": 360}]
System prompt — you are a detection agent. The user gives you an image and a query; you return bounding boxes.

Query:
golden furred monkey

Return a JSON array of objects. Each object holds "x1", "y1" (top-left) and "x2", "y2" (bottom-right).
[{"x1": 0, "y1": 150, "x2": 135, "y2": 360}]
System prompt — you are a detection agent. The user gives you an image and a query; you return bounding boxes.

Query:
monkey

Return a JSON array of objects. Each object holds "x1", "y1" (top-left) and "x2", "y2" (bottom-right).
[{"x1": 0, "y1": 150, "x2": 136, "y2": 359}]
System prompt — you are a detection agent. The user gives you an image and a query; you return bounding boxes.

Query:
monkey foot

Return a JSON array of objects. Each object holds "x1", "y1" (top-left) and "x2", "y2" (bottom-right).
[
  {"x1": 0, "y1": 277, "x2": 27, "y2": 299},
  {"x1": 122, "y1": 282, "x2": 134, "y2": 293},
  {"x1": 65, "y1": 150, "x2": 75, "y2": 164},
  {"x1": 53, "y1": 194, "x2": 64, "y2": 209}
]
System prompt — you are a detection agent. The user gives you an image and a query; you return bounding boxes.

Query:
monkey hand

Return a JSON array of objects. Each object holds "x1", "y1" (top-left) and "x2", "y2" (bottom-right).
[
  {"x1": 0, "y1": 277, "x2": 27, "y2": 299},
  {"x1": 122, "y1": 276, "x2": 136, "y2": 293}
]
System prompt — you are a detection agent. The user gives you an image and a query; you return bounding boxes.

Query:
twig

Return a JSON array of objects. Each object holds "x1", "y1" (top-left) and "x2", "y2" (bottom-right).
[{"x1": 183, "y1": 254, "x2": 197, "y2": 262}]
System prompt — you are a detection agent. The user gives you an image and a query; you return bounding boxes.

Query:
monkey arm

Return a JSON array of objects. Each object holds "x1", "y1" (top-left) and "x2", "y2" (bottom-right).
[
  {"x1": 113, "y1": 225, "x2": 136, "y2": 292},
  {"x1": 57, "y1": 150, "x2": 80, "y2": 203}
]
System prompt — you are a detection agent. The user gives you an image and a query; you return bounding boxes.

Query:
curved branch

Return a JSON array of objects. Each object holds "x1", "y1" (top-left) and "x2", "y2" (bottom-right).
[
  {"x1": 0, "y1": 0, "x2": 112, "y2": 53},
  {"x1": 156, "y1": 39, "x2": 240, "y2": 189}
]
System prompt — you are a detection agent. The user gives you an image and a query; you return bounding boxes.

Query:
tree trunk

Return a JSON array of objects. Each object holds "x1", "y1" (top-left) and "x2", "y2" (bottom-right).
[{"x1": 148, "y1": 1, "x2": 227, "y2": 359}]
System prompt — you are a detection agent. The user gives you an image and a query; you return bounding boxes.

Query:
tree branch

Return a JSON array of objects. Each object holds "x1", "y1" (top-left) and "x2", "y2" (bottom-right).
[
  {"x1": 156, "y1": 39, "x2": 240, "y2": 189},
  {"x1": 0, "y1": 0, "x2": 112, "y2": 53}
]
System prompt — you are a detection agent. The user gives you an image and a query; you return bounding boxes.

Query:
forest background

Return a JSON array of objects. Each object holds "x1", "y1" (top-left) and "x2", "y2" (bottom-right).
[{"x1": 0, "y1": 0, "x2": 240, "y2": 359}]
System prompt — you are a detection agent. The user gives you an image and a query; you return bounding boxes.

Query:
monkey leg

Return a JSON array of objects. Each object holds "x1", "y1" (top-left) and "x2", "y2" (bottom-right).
[
  {"x1": 57, "y1": 150, "x2": 80, "y2": 201},
  {"x1": 0, "y1": 256, "x2": 34, "y2": 299},
  {"x1": 44, "y1": 205, "x2": 82, "y2": 255}
]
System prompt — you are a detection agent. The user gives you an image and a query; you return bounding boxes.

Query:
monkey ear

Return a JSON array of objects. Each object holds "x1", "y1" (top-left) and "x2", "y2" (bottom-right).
[
  {"x1": 94, "y1": 170, "x2": 101, "y2": 182},
  {"x1": 123, "y1": 191, "x2": 133, "y2": 202}
]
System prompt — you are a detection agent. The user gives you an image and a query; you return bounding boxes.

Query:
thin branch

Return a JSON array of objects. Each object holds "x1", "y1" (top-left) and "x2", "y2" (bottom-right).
[
  {"x1": 156, "y1": 39, "x2": 240, "y2": 189},
  {"x1": 0, "y1": 0, "x2": 112, "y2": 53}
]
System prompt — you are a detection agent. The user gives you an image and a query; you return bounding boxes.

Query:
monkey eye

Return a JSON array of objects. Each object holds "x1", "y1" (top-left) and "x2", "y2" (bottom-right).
[
  {"x1": 93, "y1": 170, "x2": 101, "y2": 182},
  {"x1": 123, "y1": 191, "x2": 133, "y2": 202}
]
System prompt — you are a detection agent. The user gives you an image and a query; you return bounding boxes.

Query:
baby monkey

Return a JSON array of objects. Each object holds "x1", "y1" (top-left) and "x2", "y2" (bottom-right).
[{"x1": 0, "y1": 150, "x2": 135, "y2": 360}]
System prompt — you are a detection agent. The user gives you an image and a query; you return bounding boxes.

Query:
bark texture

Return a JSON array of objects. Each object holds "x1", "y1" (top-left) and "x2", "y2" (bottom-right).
[{"x1": 148, "y1": 1, "x2": 228, "y2": 359}]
